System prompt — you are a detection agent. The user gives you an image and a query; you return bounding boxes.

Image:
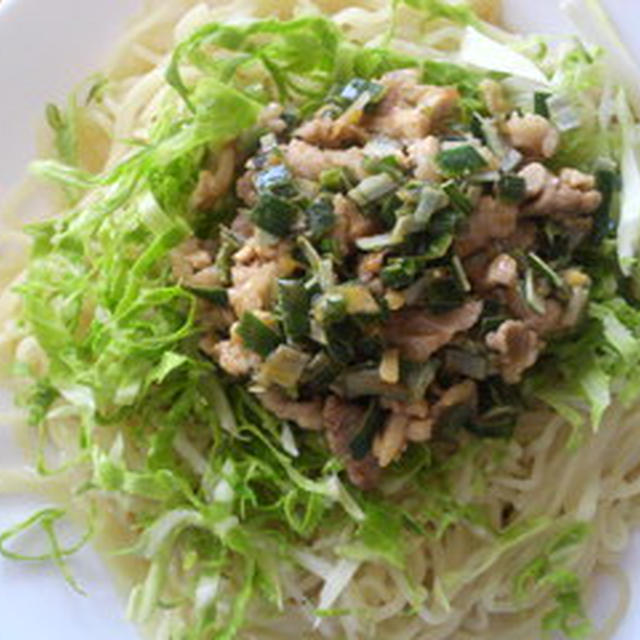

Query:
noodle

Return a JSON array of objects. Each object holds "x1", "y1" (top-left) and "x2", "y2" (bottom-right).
[{"x1": 2, "y1": 1, "x2": 640, "y2": 639}]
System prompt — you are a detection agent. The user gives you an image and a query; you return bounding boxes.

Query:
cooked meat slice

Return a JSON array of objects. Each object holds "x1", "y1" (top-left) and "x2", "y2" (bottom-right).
[
  {"x1": 479, "y1": 78, "x2": 509, "y2": 114},
  {"x1": 191, "y1": 146, "x2": 236, "y2": 211},
  {"x1": 456, "y1": 196, "x2": 518, "y2": 258},
  {"x1": 295, "y1": 110, "x2": 367, "y2": 148},
  {"x1": 228, "y1": 260, "x2": 279, "y2": 317},
  {"x1": 521, "y1": 165, "x2": 602, "y2": 218},
  {"x1": 407, "y1": 136, "x2": 441, "y2": 181},
  {"x1": 323, "y1": 395, "x2": 381, "y2": 489},
  {"x1": 505, "y1": 113, "x2": 559, "y2": 158},
  {"x1": 284, "y1": 139, "x2": 366, "y2": 181},
  {"x1": 486, "y1": 319, "x2": 544, "y2": 383},
  {"x1": 485, "y1": 253, "x2": 518, "y2": 288},
  {"x1": 357, "y1": 251, "x2": 386, "y2": 283},
  {"x1": 384, "y1": 300, "x2": 483, "y2": 361},
  {"x1": 502, "y1": 287, "x2": 565, "y2": 335},
  {"x1": 236, "y1": 170, "x2": 258, "y2": 207},
  {"x1": 332, "y1": 193, "x2": 379, "y2": 254},
  {"x1": 381, "y1": 398, "x2": 433, "y2": 444},
  {"x1": 367, "y1": 69, "x2": 459, "y2": 140},
  {"x1": 432, "y1": 380, "x2": 478, "y2": 422},
  {"x1": 258, "y1": 389, "x2": 324, "y2": 431},
  {"x1": 373, "y1": 412, "x2": 408, "y2": 467},
  {"x1": 204, "y1": 326, "x2": 261, "y2": 378}
]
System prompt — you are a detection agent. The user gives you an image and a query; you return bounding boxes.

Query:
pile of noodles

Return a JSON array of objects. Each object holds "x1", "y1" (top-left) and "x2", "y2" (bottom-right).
[{"x1": 1, "y1": 1, "x2": 639, "y2": 639}]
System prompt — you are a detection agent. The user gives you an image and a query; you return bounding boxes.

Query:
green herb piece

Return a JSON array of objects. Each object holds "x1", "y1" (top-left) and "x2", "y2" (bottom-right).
[
  {"x1": 591, "y1": 160, "x2": 617, "y2": 243},
  {"x1": 250, "y1": 194, "x2": 298, "y2": 237},
  {"x1": 350, "y1": 401, "x2": 386, "y2": 461},
  {"x1": 533, "y1": 91, "x2": 551, "y2": 118},
  {"x1": 348, "y1": 173, "x2": 398, "y2": 207},
  {"x1": 498, "y1": 174, "x2": 527, "y2": 203},
  {"x1": 254, "y1": 165, "x2": 294, "y2": 195},
  {"x1": 381, "y1": 259, "x2": 420, "y2": 289},
  {"x1": 415, "y1": 185, "x2": 448, "y2": 224},
  {"x1": 436, "y1": 145, "x2": 488, "y2": 177},
  {"x1": 278, "y1": 279, "x2": 311, "y2": 342},
  {"x1": 363, "y1": 155, "x2": 405, "y2": 180},
  {"x1": 314, "y1": 292, "x2": 348, "y2": 325},
  {"x1": 306, "y1": 197, "x2": 335, "y2": 240},
  {"x1": 528, "y1": 252, "x2": 564, "y2": 288},
  {"x1": 237, "y1": 312, "x2": 282, "y2": 358},
  {"x1": 441, "y1": 180, "x2": 473, "y2": 214},
  {"x1": 320, "y1": 167, "x2": 351, "y2": 191},
  {"x1": 183, "y1": 286, "x2": 229, "y2": 306},
  {"x1": 259, "y1": 345, "x2": 310, "y2": 390},
  {"x1": 524, "y1": 268, "x2": 546, "y2": 315},
  {"x1": 338, "y1": 78, "x2": 386, "y2": 107}
]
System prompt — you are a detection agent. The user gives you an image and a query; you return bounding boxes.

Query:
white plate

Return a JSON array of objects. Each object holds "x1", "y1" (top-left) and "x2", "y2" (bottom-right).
[{"x1": 0, "y1": 1, "x2": 639, "y2": 638}]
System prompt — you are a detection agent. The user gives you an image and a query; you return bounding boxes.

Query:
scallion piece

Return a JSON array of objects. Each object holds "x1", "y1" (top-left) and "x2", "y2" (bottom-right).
[
  {"x1": 436, "y1": 145, "x2": 488, "y2": 177},
  {"x1": 300, "y1": 352, "x2": 341, "y2": 394},
  {"x1": 278, "y1": 279, "x2": 311, "y2": 342},
  {"x1": 363, "y1": 155, "x2": 404, "y2": 180},
  {"x1": 356, "y1": 232, "x2": 394, "y2": 252},
  {"x1": 214, "y1": 227, "x2": 241, "y2": 285},
  {"x1": 452, "y1": 255, "x2": 471, "y2": 292},
  {"x1": 254, "y1": 164, "x2": 293, "y2": 195},
  {"x1": 319, "y1": 167, "x2": 351, "y2": 192},
  {"x1": 297, "y1": 237, "x2": 336, "y2": 291},
  {"x1": 381, "y1": 259, "x2": 419, "y2": 289},
  {"x1": 313, "y1": 292, "x2": 348, "y2": 325},
  {"x1": 527, "y1": 252, "x2": 564, "y2": 288},
  {"x1": 348, "y1": 173, "x2": 397, "y2": 207},
  {"x1": 415, "y1": 185, "x2": 448, "y2": 224},
  {"x1": 258, "y1": 345, "x2": 310, "y2": 390},
  {"x1": 338, "y1": 78, "x2": 386, "y2": 107},
  {"x1": 305, "y1": 197, "x2": 335, "y2": 240},
  {"x1": 533, "y1": 92, "x2": 551, "y2": 118},
  {"x1": 442, "y1": 180, "x2": 473, "y2": 215},
  {"x1": 498, "y1": 174, "x2": 526, "y2": 203},
  {"x1": 237, "y1": 312, "x2": 282, "y2": 358},
  {"x1": 524, "y1": 268, "x2": 545, "y2": 315},
  {"x1": 183, "y1": 286, "x2": 229, "y2": 306},
  {"x1": 250, "y1": 194, "x2": 297, "y2": 237},
  {"x1": 349, "y1": 401, "x2": 386, "y2": 460},
  {"x1": 592, "y1": 159, "x2": 617, "y2": 243},
  {"x1": 547, "y1": 93, "x2": 581, "y2": 132}
]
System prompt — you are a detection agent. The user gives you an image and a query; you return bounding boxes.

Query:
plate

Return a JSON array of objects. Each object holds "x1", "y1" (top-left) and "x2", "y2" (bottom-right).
[{"x1": 0, "y1": 1, "x2": 638, "y2": 638}]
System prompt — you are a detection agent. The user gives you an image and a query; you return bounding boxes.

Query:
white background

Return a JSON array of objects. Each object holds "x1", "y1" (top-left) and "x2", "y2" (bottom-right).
[{"x1": 0, "y1": 1, "x2": 639, "y2": 639}]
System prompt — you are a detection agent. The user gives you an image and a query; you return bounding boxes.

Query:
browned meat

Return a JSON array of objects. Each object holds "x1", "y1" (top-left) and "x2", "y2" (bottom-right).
[
  {"x1": 236, "y1": 170, "x2": 258, "y2": 207},
  {"x1": 373, "y1": 412, "x2": 408, "y2": 467},
  {"x1": 520, "y1": 163, "x2": 602, "y2": 218},
  {"x1": 503, "y1": 287, "x2": 565, "y2": 336},
  {"x1": 205, "y1": 328, "x2": 261, "y2": 378},
  {"x1": 384, "y1": 300, "x2": 483, "y2": 361},
  {"x1": 407, "y1": 136, "x2": 441, "y2": 181},
  {"x1": 455, "y1": 196, "x2": 518, "y2": 258},
  {"x1": 357, "y1": 251, "x2": 386, "y2": 283},
  {"x1": 332, "y1": 194, "x2": 379, "y2": 254},
  {"x1": 258, "y1": 389, "x2": 324, "y2": 431},
  {"x1": 485, "y1": 253, "x2": 518, "y2": 288},
  {"x1": 228, "y1": 261, "x2": 279, "y2": 317},
  {"x1": 295, "y1": 111, "x2": 368, "y2": 148},
  {"x1": 380, "y1": 398, "x2": 433, "y2": 444},
  {"x1": 505, "y1": 113, "x2": 559, "y2": 158},
  {"x1": 191, "y1": 146, "x2": 236, "y2": 210},
  {"x1": 432, "y1": 380, "x2": 478, "y2": 422},
  {"x1": 367, "y1": 69, "x2": 459, "y2": 140},
  {"x1": 486, "y1": 319, "x2": 544, "y2": 383},
  {"x1": 323, "y1": 395, "x2": 381, "y2": 489},
  {"x1": 284, "y1": 139, "x2": 366, "y2": 181}
]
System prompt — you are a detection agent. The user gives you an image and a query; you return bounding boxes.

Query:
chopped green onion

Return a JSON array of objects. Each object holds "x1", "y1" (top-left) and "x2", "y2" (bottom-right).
[
  {"x1": 183, "y1": 286, "x2": 229, "y2": 306},
  {"x1": 528, "y1": 252, "x2": 564, "y2": 288},
  {"x1": 278, "y1": 279, "x2": 311, "y2": 342},
  {"x1": 442, "y1": 180, "x2": 473, "y2": 214},
  {"x1": 500, "y1": 148, "x2": 523, "y2": 173},
  {"x1": 258, "y1": 345, "x2": 310, "y2": 390},
  {"x1": 320, "y1": 167, "x2": 351, "y2": 192},
  {"x1": 363, "y1": 155, "x2": 404, "y2": 180},
  {"x1": 444, "y1": 348, "x2": 487, "y2": 380},
  {"x1": 349, "y1": 401, "x2": 386, "y2": 460},
  {"x1": 237, "y1": 312, "x2": 282, "y2": 358},
  {"x1": 214, "y1": 227, "x2": 241, "y2": 285},
  {"x1": 356, "y1": 232, "x2": 394, "y2": 252},
  {"x1": 415, "y1": 186, "x2": 448, "y2": 224},
  {"x1": 498, "y1": 174, "x2": 526, "y2": 203},
  {"x1": 338, "y1": 284, "x2": 380, "y2": 315},
  {"x1": 297, "y1": 237, "x2": 336, "y2": 291},
  {"x1": 466, "y1": 406, "x2": 518, "y2": 438},
  {"x1": 402, "y1": 360, "x2": 439, "y2": 401},
  {"x1": 333, "y1": 368, "x2": 406, "y2": 400},
  {"x1": 250, "y1": 194, "x2": 297, "y2": 237},
  {"x1": 348, "y1": 174, "x2": 397, "y2": 207},
  {"x1": 452, "y1": 255, "x2": 471, "y2": 292},
  {"x1": 381, "y1": 259, "x2": 420, "y2": 289},
  {"x1": 547, "y1": 94, "x2": 581, "y2": 132},
  {"x1": 338, "y1": 78, "x2": 386, "y2": 107},
  {"x1": 436, "y1": 145, "x2": 488, "y2": 177},
  {"x1": 592, "y1": 160, "x2": 617, "y2": 243},
  {"x1": 313, "y1": 292, "x2": 348, "y2": 325},
  {"x1": 524, "y1": 268, "x2": 546, "y2": 315},
  {"x1": 300, "y1": 352, "x2": 342, "y2": 394},
  {"x1": 254, "y1": 164, "x2": 294, "y2": 196},
  {"x1": 478, "y1": 117, "x2": 507, "y2": 157},
  {"x1": 533, "y1": 92, "x2": 551, "y2": 118},
  {"x1": 306, "y1": 197, "x2": 335, "y2": 240}
]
